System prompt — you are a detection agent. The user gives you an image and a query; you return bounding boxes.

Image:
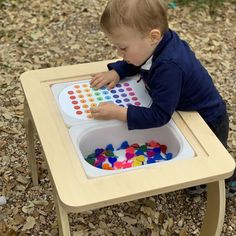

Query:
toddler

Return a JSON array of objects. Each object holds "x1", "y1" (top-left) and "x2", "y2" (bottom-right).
[{"x1": 90, "y1": 0, "x2": 236, "y2": 197}]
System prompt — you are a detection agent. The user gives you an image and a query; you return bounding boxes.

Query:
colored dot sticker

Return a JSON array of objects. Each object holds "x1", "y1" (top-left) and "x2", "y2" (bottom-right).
[
  {"x1": 126, "y1": 87, "x2": 132, "y2": 91},
  {"x1": 72, "y1": 100, "x2": 78, "y2": 105},
  {"x1": 68, "y1": 91, "x2": 74, "y2": 95},
  {"x1": 116, "y1": 84, "x2": 122, "y2": 88},
  {"x1": 74, "y1": 85, "x2": 80, "y2": 89},
  {"x1": 97, "y1": 97, "x2": 103, "y2": 101},
  {"x1": 76, "y1": 110, "x2": 83, "y2": 115},
  {"x1": 70, "y1": 96, "x2": 76, "y2": 100},
  {"x1": 123, "y1": 83, "x2": 130, "y2": 86},
  {"x1": 74, "y1": 106, "x2": 80, "y2": 110}
]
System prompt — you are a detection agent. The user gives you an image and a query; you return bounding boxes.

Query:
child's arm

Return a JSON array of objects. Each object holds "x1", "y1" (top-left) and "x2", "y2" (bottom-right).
[
  {"x1": 90, "y1": 102, "x2": 127, "y2": 122},
  {"x1": 90, "y1": 70, "x2": 120, "y2": 90}
]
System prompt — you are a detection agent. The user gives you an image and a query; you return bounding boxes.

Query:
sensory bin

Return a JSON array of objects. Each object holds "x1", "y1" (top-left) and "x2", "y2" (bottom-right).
[
  {"x1": 69, "y1": 120, "x2": 195, "y2": 178},
  {"x1": 86, "y1": 140, "x2": 173, "y2": 170}
]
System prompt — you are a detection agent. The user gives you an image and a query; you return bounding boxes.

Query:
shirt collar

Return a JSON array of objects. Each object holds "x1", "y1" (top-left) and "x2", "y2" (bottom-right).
[{"x1": 141, "y1": 55, "x2": 153, "y2": 70}]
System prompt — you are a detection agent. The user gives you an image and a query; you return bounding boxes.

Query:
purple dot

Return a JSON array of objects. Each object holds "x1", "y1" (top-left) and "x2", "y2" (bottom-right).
[
  {"x1": 121, "y1": 93, "x2": 127, "y2": 97},
  {"x1": 135, "y1": 102, "x2": 141, "y2": 106},
  {"x1": 132, "y1": 97, "x2": 138, "y2": 101},
  {"x1": 127, "y1": 103, "x2": 132, "y2": 106},
  {"x1": 126, "y1": 87, "x2": 132, "y2": 91},
  {"x1": 124, "y1": 83, "x2": 130, "y2": 86},
  {"x1": 129, "y1": 92, "x2": 135, "y2": 96},
  {"x1": 111, "y1": 90, "x2": 116, "y2": 93},
  {"x1": 124, "y1": 98, "x2": 130, "y2": 102},
  {"x1": 113, "y1": 94, "x2": 119, "y2": 98},
  {"x1": 115, "y1": 99, "x2": 122, "y2": 103},
  {"x1": 116, "y1": 84, "x2": 122, "y2": 88},
  {"x1": 118, "y1": 88, "x2": 124, "y2": 92}
]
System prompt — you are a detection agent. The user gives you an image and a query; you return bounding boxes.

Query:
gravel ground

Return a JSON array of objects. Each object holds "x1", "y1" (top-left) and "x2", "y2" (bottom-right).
[{"x1": 0, "y1": 0, "x2": 235, "y2": 235}]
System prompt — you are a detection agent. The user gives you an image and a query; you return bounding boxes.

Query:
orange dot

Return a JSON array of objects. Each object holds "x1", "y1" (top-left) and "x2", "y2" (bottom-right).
[
  {"x1": 76, "y1": 111, "x2": 83, "y2": 115},
  {"x1": 89, "y1": 98, "x2": 95, "y2": 102},
  {"x1": 82, "y1": 84, "x2": 88, "y2": 87},
  {"x1": 85, "y1": 109, "x2": 90, "y2": 113},
  {"x1": 87, "y1": 93, "x2": 92, "y2": 97},
  {"x1": 90, "y1": 103, "x2": 97, "y2": 108},
  {"x1": 74, "y1": 85, "x2": 80, "y2": 89},
  {"x1": 78, "y1": 94, "x2": 84, "y2": 98},
  {"x1": 76, "y1": 90, "x2": 82, "y2": 93},
  {"x1": 87, "y1": 114, "x2": 92, "y2": 119},
  {"x1": 82, "y1": 104, "x2": 89, "y2": 108},
  {"x1": 84, "y1": 89, "x2": 90, "y2": 92},
  {"x1": 80, "y1": 99, "x2": 86, "y2": 103}
]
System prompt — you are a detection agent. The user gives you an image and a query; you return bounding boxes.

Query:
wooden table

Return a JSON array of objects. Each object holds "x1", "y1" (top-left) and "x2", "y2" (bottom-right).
[{"x1": 20, "y1": 60, "x2": 235, "y2": 236}]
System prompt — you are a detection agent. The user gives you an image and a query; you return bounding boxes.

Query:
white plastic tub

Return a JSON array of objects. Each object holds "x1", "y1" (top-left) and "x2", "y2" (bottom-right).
[{"x1": 69, "y1": 120, "x2": 195, "y2": 178}]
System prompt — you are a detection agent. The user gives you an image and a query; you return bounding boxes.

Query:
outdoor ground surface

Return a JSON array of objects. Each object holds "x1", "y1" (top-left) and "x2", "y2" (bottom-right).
[{"x1": 0, "y1": 0, "x2": 235, "y2": 235}]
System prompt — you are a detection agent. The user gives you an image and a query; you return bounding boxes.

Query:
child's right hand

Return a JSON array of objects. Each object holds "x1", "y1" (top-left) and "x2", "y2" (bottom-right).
[{"x1": 90, "y1": 70, "x2": 120, "y2": 90}]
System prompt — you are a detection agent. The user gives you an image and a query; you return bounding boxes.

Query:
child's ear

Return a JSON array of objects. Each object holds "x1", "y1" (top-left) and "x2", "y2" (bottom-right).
[{"x1": 148, "y1": 29, "x2": 161, "y2": 44}]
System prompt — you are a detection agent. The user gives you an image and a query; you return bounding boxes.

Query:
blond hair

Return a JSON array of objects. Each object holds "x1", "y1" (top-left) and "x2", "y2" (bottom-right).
[{"x1": 100, "y1": 0, "x2": 169, "y2": 36}]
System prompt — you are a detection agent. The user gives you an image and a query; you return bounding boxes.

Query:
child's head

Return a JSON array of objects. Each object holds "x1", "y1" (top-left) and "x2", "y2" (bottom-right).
[{"x1": 100, "y1": 0, "x2": 169, "y2": 66}]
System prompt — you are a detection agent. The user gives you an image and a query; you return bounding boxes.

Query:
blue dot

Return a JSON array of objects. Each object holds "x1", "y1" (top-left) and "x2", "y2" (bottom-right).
[
  {"x1": 111, "y1": 90, "x2": 116, "y2": 93},
  {"x1": 118, "y1": 89, "x2": 124, "y2": 92},
  {"x1": 100, "y1": 87, "x2": 106, "y2": 90},
  {"x1": 113, "y1": 94, "x2": 119, "y2": 98},
  {"x1": 124, "y1": 98, "x2": 130, "y2": 102},
  {"x1": 116, "y1": 84, "x2": 122, "y2": 88},
  {"x1": 102, "y1": 91, "x2": 109, "y2": 95},
  {"x1": 115, "y1": 99, "x2": 122, "y2": 103},
  {"x1": 121, "y1": 93, "x2": 127, "y2": 97},
  {"x1": 105, "y1": 95, "x2": 111, "y2": 100}
]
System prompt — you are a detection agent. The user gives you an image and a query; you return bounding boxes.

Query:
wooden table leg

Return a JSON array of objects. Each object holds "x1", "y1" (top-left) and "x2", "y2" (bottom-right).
[
  {"x1": 200, "y1": 180, "x2": 225, "y2": 236},
  {"x1": 24, "y1": 99, "x2": 39, "y2": 186},
  {"x1": 53, "y1": 190, "x2": 71, "y2": 236}
]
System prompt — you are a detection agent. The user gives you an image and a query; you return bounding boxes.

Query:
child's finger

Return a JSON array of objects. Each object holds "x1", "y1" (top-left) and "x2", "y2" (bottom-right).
[{"x1": 107, "y1": 81, "x2": 116, "y2": 90}]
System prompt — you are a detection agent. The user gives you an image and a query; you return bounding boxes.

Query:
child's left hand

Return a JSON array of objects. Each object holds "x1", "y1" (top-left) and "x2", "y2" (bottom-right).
[{"x1": 90, "y1": 102, "x2": 127, "y2": 121}]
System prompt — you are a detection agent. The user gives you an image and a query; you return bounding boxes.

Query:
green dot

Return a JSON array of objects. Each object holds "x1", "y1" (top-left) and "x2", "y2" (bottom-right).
[
  {"x1": 97, "y1": 97, "x2": 103, "y2": 101},
  {"x1": 94, "y1": 92, "x2": 100, "y2": 96}
]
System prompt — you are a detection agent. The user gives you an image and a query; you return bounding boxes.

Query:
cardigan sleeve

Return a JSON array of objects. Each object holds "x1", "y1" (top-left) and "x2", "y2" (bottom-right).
[
  {"x1": 107, "y1": 60, "x2": 140, "y2": 79},
  {"x1": 127, "y1": 61, "x2": 183, "y2": 129}
]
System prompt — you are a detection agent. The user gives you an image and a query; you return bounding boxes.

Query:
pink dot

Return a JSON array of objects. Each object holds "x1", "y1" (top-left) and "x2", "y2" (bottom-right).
[
  {"x1": 74, "y1": 106, "x2": 80, "y2": 110},
  {"x1": 72, "y1": 100, "x2": 78, "y2": 105},
  {"x1": 123, "y1": 83, "x2": 130, "y2": 86},
  {"x1": 132, "y1": 97, "x2": 138, "y2": 101},
  {"x1": 129, "y1": 92, "x2": 135, "y2": 96},
  {"x1": 134, "y1": 102, "x2": 141, "y2": 106},
  {"x1": 126, "y1": 87, "x2": 132, "y2": 91},
  {"x1": 76, "y1": 111, "x2": 83, "y2": 115},
  {"x1": 70, "y1": 96, "x2": 76, "y2": 100}
]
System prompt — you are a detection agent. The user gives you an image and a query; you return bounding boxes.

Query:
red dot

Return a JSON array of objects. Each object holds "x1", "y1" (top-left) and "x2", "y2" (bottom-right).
[
  {"x1": 74, "y1": 106, "x2": 81, "y2": 110},
  {"x1": 76, "y1": 111, "x2": 83, "y2": 115},
  {"x1": 132, "y1": 97, "x2": 138, "y2": 101},
  {"x1": 134, "y1": 102, "x2": 141, "y2": 106},
  {"x1": 68, "y1": 90, "x2": 74, "y2": 95},
  {"x1": 70, "y1": 96, "x2": 76, "y2": 100},
  {"x1": 72, "y1": 100, "x2": 78, "y2": 105}
]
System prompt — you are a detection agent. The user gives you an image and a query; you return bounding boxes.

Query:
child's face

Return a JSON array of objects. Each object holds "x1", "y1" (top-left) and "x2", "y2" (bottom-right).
[{"x1": 106, "y1": 27, "x2": 159, "y2": 66}]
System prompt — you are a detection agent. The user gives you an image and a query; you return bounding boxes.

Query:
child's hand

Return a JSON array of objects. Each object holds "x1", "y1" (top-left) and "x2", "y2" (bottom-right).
[
  {"x1": 90, "y1": 70, "x2": 120, "y2": 90},
  {"x1": 90, "y1": 102, "x2": 127, "y2": 121}
]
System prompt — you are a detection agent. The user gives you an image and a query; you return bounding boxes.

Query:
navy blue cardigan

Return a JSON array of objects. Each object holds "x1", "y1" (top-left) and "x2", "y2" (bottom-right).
[{"x1": 108, "y1": 30, "x2": 226, "y2": 130}]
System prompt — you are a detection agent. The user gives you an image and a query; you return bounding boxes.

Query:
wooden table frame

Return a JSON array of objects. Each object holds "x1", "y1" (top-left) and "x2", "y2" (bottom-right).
[{"x1": 21, "y1": 60, "x2": 235, "y2": 236}]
